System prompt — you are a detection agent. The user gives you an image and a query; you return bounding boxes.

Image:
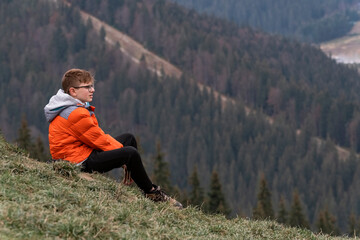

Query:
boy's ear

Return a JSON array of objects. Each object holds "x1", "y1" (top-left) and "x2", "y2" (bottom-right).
[{"x1": 68, "y1": 87, "x2": 76, "y2": 97}]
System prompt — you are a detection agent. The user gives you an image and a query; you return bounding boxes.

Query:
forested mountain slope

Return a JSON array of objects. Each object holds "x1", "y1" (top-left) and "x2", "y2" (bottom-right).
[
  {"x1": 170, "y1": 0, "x2": 360, "y2": 42},
  {"x1": 3, "y1": 0, "x2": 360, "y2": 234},
  {"x1": 68, "y1": 1, "x2": 230, "y2": 107},
  {"x1": 70, "y1": 0, "x2": 360, "y2": 152},
  {"x1": 69, "y1": 0, "x2": 182, "y2": 79}
]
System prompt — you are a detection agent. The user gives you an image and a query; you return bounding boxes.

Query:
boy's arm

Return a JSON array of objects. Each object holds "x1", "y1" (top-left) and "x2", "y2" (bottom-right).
[{"x1": 68, "y1": 108, "x2": 123, "y2": 151}]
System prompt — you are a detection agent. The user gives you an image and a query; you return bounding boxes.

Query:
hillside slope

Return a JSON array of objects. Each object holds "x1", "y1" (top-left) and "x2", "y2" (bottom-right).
[{"x1": 0, "y1": 135, "x2": 347, "y2": 239}]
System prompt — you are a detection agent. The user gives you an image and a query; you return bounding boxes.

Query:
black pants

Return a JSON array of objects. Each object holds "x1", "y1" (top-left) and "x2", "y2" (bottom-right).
[{"x1": 81, "y1": 133, "x2": 153, "y2": 192}]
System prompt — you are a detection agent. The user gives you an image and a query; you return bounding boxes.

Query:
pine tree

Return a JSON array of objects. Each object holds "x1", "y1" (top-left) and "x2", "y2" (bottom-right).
[
  {"x1": 152, "y1": 141, "x2": 173, "y2": 193},
  {"x1": 348, "y1": 213, "x2": 357, "y2": 237},
  {"x1": 52, "y1": 24, "x2": 68, "y2": 61},
  {"x1": 289, "y1": 190, "x2": 310, "y2": 229},
  {"x1": 32, "y1": 136, "x2": 49, "y2": 162},
  {"x1": 206, "y1": 170, "x2": 230, "y2": 216},
  {"x1": 16, "y1": 116, "x2": 33, "y2": 152},
  {"x1": 189, "y1": 166, "x2": 204, "y2": 207},
  {"x1": 100, "y1": 26, "x2": 106, "y2": 42},
  {"x1": 253, "y1": 174, "x2": 274, "y2": 220},
  {"x1": 172, "y1": 185, "x2": 188, "y2": 207},
  {"x1": 16, "y1": 117, "x2": 49, "y2": 162},
  {"x1": 277, "y1": 195, "x2": 288, "y2": 225},
  {"x1": 316, "y1": 207, "x2": 339, "y2": 236},
  {"x1": 356, "y1": 217, "x2": 360, "y2": 238}
]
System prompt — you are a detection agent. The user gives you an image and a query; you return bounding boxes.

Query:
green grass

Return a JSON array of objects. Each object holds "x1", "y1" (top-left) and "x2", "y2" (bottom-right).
[{"x1": 0, "y1": 135, "x2": 350, "y2": 239}]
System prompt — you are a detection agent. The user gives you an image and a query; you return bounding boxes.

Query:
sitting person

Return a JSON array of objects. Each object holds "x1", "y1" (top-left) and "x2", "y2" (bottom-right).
[{"x1": 44, "y1": 68, "x2": 182, "y2": 208}]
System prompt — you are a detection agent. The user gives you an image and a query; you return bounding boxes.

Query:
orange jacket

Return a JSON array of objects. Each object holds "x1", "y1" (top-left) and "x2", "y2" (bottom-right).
[{"x1": 44, "y1": 90, "x2": 123, "y2": 164}]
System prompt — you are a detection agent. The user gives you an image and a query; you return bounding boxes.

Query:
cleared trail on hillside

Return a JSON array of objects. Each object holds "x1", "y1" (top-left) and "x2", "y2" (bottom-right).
[{"x1": 80, "y1": 10, "x2": 183, "y2": 79}]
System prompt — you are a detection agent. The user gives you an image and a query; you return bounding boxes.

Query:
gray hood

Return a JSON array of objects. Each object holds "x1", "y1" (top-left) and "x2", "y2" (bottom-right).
[{"x1": 44, "y1": 89, "x2": 85, "y2": 122}]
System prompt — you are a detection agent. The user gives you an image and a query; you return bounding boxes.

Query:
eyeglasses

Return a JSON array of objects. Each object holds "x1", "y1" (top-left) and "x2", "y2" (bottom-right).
[{"x1": 72, "y1": 84, "x2": 95, "y2": 91}]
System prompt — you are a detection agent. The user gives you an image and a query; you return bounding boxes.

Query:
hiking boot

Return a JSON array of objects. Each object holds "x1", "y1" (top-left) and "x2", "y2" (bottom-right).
[{"x1": 145, "y1": 185, "x2": 183, "y2": 209}]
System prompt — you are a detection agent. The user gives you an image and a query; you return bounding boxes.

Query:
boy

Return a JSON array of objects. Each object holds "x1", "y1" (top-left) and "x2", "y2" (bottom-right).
[{"x1": 44, "y1": 68, "x2": 182, "y2": 208}]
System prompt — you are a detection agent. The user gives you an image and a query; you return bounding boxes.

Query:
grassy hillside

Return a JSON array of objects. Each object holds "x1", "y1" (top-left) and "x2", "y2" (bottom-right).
[{"x1": 0, "y1": 135, "x2": 348, "y2": 239}]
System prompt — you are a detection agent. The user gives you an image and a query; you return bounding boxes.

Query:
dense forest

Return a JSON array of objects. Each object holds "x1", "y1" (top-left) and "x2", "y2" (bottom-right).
[
  {"x1": 170, "y1": 0, "x2": 360, "y2": 42},
  {"x1": 3, "y1": 0, "x2": 360, "y2": 235},
  {"x1": 70, "y1": 0, "x2": 360, "y2": 151}
]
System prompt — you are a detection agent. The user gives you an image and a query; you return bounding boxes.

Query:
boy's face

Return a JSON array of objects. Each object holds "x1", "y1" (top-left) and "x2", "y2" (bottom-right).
[{"x1": 69, "y1": 82, "x2": 95, "y2": 103}]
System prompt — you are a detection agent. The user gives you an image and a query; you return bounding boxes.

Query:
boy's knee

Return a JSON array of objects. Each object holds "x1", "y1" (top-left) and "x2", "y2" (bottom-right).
[
  {"x1": 124, "y1": 146, "x2": 141, "y2": 167},
  {"x1": 126, "y1": 133, "x2": 137, "y2": 148},
  {"x1": 126, "y1": 133, "x2": 136, "y2": 141},
  {"x1": 117, "y1": 133, "x2": 137, "y2": 148},
  {"x1": 126, "y1": 146, "x2": 140, "y2": 159}
]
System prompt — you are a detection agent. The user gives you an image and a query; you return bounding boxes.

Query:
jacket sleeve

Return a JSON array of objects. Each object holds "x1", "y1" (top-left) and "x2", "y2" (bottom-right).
[{"x1": 68, "y1": 108, "x2": 123, "y2": 151}]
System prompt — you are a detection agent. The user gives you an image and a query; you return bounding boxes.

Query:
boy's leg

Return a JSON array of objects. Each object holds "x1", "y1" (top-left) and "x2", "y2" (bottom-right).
[
  {"x1": 82, "y1": 144, "x2": 183, "y2": 208},
  {"x1": 82, "y1": 146, "x2": 153, "y2": 192}
]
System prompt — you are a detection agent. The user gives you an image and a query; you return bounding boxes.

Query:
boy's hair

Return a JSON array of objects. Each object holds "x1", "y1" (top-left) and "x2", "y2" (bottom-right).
[{"x1": 62, "y1": 69, "x2": 95, "y2": 93}]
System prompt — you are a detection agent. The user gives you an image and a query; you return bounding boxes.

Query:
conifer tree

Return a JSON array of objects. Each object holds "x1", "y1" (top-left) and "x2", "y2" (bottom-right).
[
  {"x1": 348, "y1": 213, "x2": 357, "y2": 237},
  {"x1": 16, "y1": 116, "x2": 33, "y2": 152},
  {"x1": 189, "y1": 166, "x2": 204, "y2": 207},
  {"x1": 100, "y1": 26, "x2": 106, "y2": 42},
  {"x1": 16, "y1": 117, "x2": 49, "y2": 162},
  {"x1": 289, "y1": 190, "x2": 310, "y2": 229},
  {"x1": 253, "y1": 174, "x2": 274, "y2": 220},
  {"x1": 32, "y1": 136, "x2": 48, "y2": 162},
  {"x1": 172, "y1": 185, "x2": 188, "y2": 207},
  {"x1": 357, "y1": 221, "x2": 360, "y2": 238},
  {"x1": 206, "y1": 170, "x2": 230, "y2": 216},
  {"x1": 152, "y1": 141, "x2": 172, "y2": 193},
  {"x1": 52, "y1": 24, "x2": 68, "y2": 61},
  {"x1": 277, "y1": 195, "x2": 288, "y2": 225},
  {"x1": 316, "y1": 207, "x2": 339, "y2": 236}
]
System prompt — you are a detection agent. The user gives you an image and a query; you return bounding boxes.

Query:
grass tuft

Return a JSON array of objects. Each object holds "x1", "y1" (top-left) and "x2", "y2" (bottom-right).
[{"x1": 52, "y1": 160, "x2": 80, "y2": 180}]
